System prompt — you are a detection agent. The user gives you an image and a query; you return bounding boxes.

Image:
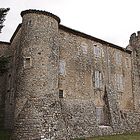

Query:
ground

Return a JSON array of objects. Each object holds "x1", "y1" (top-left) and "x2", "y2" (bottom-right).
[
  {"x1": 74, "y1": 132, "x2": 140, "y2": 140},
  {"x1": 0, "y1": 130, "x2": 140, "y2": 140}
]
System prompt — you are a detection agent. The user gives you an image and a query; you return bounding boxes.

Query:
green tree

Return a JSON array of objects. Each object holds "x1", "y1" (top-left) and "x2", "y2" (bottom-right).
[{"x1": 0, "y1": 8, "x2": 10, "y2": 33}]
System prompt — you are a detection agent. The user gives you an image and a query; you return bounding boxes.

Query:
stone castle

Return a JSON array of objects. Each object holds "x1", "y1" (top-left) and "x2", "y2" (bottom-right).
[{"x1": 0, "y1": 9, "x2": 140, "y2": 140}]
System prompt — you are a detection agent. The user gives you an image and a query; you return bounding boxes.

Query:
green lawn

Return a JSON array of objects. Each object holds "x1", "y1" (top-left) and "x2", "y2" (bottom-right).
[
  {"x1": 74, "y1": 133, "x2": 140, "y2": 140},
  {"x1": 0, "y1": 130, "x2": 11, "y2": 140}
]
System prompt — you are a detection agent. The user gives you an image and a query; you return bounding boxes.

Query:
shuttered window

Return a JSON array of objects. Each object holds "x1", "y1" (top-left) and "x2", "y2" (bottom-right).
[
  {"x1": 115, "y1": 74, "x2": 124, "y2": 91},
  {"x1": 59, "y1": 60, "x2": 66, "y2": 75},
  {"x1": 81, "y1": 43, "x2": 88, "y2": 54},
  {"x1": 95, "y1": 71, "x2": 103, "y2": 89},
  {"x1": 96, "y1": 107, "x2": 104, "y2": 125},
  {"x1": 115, "y1": 51, "x2": 122, "y2": 65},
  {"x1": 94, "y1": 46, "x2": 101, "y2": 58}
]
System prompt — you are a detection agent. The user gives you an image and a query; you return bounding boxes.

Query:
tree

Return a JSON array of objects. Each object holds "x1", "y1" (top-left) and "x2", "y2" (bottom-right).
[{"x1": 0, "y1": 8, "x2": 10, "y2": 33}]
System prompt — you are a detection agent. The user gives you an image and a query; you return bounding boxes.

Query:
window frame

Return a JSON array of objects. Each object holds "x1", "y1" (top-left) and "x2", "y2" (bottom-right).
[
  {"x1": 23, "y1": 57, "x2": 32, "y2": 69},
  {"x1": 59, "y1": 60, "x2": 66, "y2": 76},
  {"x1": 59, "y1": 90, "x2": 64, "y2": 98},
  {"x1": 115, "y1": 51, "x2": 122, "y2": 65},
  {"x1": 95, "y1": 70, "x2": 103, "y2": 89},
  {"x1": 115, "y1": 74, "x2": 124, "y2": 91}
]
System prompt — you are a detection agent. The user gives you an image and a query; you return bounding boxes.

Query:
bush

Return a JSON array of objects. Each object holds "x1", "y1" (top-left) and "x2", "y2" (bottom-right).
[{"x1": 0, "y1": 130, "x2": 11, "y2": 140}]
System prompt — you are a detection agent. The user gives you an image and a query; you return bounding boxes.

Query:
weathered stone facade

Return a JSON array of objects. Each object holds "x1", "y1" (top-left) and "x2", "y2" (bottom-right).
[{"x1": 0, "y1": 9, "x2": 140, "y2": 140}]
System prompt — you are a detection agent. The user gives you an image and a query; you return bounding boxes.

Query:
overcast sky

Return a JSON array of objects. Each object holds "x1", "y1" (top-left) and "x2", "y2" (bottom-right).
[{"x1": 0, "y1": 0, "x2": 140, "y2": 47}]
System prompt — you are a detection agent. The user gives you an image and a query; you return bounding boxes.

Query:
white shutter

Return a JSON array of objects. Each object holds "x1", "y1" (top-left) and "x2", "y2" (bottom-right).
[
  {"x1": 101, "y1": 48, "x2": 104, "y2": 58},
  {"x1": 94, "y1": 47, "x2": 98, "y2": 57},
  {"x1": 80, "y1": 42, "x2": 88, "y2": 54},
  {"x1": 95, "y1": 71, "x2": 99, "y2": 88},
  {"x1": 94, "y1": 46, "x2": 101, "y2": 58},
  {"x1": 119, "y1": 74, "x2": 123, "y2": 91},
  {"x1": 59, "y1": 60, "x2": 66, "y2": 75},
  {"x1": 95, "y1": 71, "x2": 103, "y2": 89},
  {"x1": 99, "y1": 72, "x2": 102, "y2": 88},
  {"x1": 81, "y1": 45, "x2": 87, "y2": 54},
  {"x1": 96, "y1": 107, "x2": 104, "y2": 124},
  {"x1": 115, "y1": 74, "x2": 124, "y2": 91},
  {"x1": 115, "y1": 51, "x2": 122, "y2": 65}
]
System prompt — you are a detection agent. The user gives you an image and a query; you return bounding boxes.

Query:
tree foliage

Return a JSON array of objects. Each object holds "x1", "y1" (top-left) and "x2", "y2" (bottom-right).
[
  {"x1": 0, "y1": 8, "x2": 10, "y2": 33},
  {"x1": 0, "y1": 56, "x2": 9, "y2": 74}
]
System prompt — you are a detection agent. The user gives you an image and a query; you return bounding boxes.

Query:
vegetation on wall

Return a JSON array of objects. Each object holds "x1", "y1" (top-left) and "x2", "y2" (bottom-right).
[
  {"x1": 0, "y1": 56, "x2": 9, "y2": 74},
  {"x1": 0, "y1": 8, "x2": 10, "y2": 33},
  {"x1": 0, "y1": 130, "x2": 11, "y2": 140}
]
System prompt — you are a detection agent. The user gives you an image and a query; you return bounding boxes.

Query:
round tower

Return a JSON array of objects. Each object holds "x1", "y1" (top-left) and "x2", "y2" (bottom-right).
[{"x1": 12, "y1": 10, "x2": 67, "y2": 140}]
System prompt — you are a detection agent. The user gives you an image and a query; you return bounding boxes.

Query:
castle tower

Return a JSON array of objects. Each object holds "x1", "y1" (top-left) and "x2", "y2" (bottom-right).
[
  {"x1": 129, "y1": 32, "x2": 140, "y2": 111},
  {"x1": 12, "y1": 10, "x2": 67, "y2": 140}
]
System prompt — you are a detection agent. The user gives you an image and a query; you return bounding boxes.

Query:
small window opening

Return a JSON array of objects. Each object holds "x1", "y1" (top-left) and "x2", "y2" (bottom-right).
[
  {"x1": 24, "y1": 57, "x2": 31, "y2": 69},
  {"x1": 27, "y1": 20, "x2": 32, "y2": 26},
  {"x1": 59, "y1": 90, "x2": 63, "y2": 98}
]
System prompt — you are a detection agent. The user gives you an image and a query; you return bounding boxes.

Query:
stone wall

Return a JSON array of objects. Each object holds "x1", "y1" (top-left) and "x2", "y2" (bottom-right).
[
  {"x1": 57, "y1": 26, "x2": 135, "y2": 138},
  {"x1": 61, "y1": 99, "x2": 98, "y2": 139},
  {"x1": 0, "y1": 42, "x2": 10, "y2": 129},
  {"x1": 0, "y1": 72, "x2": 7, "y2": 129},
  {"x1": 0, "y1": 9, "x2": 140, "y2": 140},
  {"x1": 129, "y1": 32, "x2": 140, "y2": 111},
  {"x1": 58, "y1": 27, "x2": 133, "y2": 111},
  {"x1": 4, "y1": 26, "x2": 22, "y2": 130},
  {"x1": 12, "y1": 10, "x2": 67, "y2": 140}
]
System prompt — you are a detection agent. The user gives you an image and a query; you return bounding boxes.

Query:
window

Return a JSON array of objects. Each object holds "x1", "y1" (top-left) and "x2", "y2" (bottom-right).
[
  {"x1": 95, "y1": 71, "x2": 103, "y2": 89},
  {"x1": 59, "y1": 60, "x2": 66, "y2": 75},
  {"x1": 115, "y1": 51, "x2": 122, "y2": 65},
  {"x1": 94, "y1": 45, "x2": 104, "y2": 58},
  {"x1": 81, "y1": 45, "x2": 87, "y2": 54},
  {"x1": 80, "y1": 42, "x2": 88, "y2": 54},
  {"x1": 115, "y1": 74, "x2": 124, "y2": 91},
  {"x1": 94, "y1": 46, "x2": 101, "y2": 58},
  {"x1": 59, "y1": 90, "x2": 63, "y2": 98},
  {"x1": 27, "y1": 20, "x2": 32, "y2": 26},
  {"x1": 96, "y1": 107, "x2": 104, "y2": 125},
  {"x1": 101, "y1": 48, "x2": 104, "y2": 58},
  {"x1": 125, "y1": 57, "x2": 130, "y2": 68},
  {"x1": 24, "y1": 57, "x2": 32, "y2": 69}
]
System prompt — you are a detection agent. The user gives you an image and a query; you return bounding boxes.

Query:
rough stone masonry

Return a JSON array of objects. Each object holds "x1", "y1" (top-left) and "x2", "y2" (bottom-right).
[{"x1": 0, "y1": 9, "x2": 140, "y2": 140}]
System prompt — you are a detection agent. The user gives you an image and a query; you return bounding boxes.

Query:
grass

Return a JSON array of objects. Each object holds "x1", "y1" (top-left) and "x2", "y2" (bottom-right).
[
  {"x1": 0, "y1": 130, "x2": 140, "y2": 140},
  {"x1": 0, "y1": 130, "x2": 11, "y2": 140},
  {"x1": 74, "y1": 132, "x2": 140, "y2": 140}
]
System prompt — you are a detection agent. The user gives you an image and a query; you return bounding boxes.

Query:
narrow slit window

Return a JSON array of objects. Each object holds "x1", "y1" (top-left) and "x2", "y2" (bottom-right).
[{"x1": 59, "y1": 90, "x2": 63, "y2": 98}]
